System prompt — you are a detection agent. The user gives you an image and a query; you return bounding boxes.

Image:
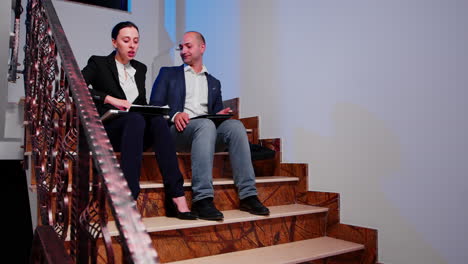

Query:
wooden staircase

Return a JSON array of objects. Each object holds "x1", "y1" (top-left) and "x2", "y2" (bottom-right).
[
  {"x1": 21, "y1": 1, "x2": 377, "y2": 261},
  {"x1": 27, "y1": 98, "x2": 377, "y2": 263},
  {"x1": 87, "y1": 98, "x2": 378, "y2": 263}
]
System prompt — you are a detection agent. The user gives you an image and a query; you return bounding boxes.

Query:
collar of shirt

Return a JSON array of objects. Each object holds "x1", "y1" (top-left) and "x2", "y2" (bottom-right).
[
  {"x1": 114, "y1": 59, "x2": 138, "y2": 103},
  {"x1": 115, "y1": 59, "x2": 136, "y2": 78},
  {"x1": 184, "y1": 64, "x2": 208, "y2": 75}
]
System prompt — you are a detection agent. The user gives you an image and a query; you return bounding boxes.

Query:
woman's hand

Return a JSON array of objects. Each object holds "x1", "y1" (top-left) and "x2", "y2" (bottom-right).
[{"x1": 104, "y1": 95, "x2": 131, "y2": 111}]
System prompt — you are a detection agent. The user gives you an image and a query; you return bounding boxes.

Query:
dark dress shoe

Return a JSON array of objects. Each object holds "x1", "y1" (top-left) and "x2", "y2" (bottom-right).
[
  {"x1": 165, "y1": 199, "x2": 198, "y2": 220},
  {"x1": 240, "y1": 196, "x2": 270, "y2": 215},
  {"x1": 191, "y1": 198, "x2": 224, "y2": 221}
]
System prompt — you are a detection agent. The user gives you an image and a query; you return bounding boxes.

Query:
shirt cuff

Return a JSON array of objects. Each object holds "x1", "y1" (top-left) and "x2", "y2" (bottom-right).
[{"x1": 171, "y1": 112, "x2": 180, "y2": 123}]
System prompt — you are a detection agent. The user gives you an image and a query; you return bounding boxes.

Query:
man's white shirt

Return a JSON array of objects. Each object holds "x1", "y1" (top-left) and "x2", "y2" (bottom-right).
[{"x1": 172, "y1": 64, "x2": 209, "y2": 121}]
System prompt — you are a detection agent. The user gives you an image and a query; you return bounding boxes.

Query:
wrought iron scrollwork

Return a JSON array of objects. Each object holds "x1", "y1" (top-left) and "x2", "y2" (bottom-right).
[{"x1": 24, "y1": 0, "x2": 159, "y2": 263}]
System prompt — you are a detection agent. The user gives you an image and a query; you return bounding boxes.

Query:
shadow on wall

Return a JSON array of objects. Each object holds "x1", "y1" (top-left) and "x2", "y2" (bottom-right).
[
  {"x1": 151, "y1": 1, "x2": 176, "y2": 83},
  {"x1": 293, "y1": 102, "x2": 446, "y2": 264}
]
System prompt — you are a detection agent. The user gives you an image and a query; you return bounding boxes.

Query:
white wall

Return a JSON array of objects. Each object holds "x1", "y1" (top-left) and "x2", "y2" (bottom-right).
[
  {"x1": 184, "y1": 0, "x2": 240, "y2": 101},
  {"x1": 235, "y1": 1, "x2": 467, "y2": 263},
  {"x1": 54, "y1": 0, "x2": 241, "y2": 100}
]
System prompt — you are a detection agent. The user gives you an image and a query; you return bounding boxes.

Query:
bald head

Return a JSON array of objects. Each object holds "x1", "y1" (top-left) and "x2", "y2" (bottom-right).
[
  {"x1": 179, "y1": 31, "x2": 206, "y2": 70},
  {"x1": 185, "y1": 31, "x2": 206, "y2": 45}
]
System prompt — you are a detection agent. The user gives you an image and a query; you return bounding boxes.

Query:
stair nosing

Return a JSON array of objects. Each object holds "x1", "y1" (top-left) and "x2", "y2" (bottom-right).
[{"x1": 140, "y1": 176, "x2": 299, "y2": 189}]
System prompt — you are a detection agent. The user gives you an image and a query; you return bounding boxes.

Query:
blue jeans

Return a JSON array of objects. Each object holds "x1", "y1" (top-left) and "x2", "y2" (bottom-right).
[{"x1": 170, "y1": 119, "x2": 257, "y2": 202}]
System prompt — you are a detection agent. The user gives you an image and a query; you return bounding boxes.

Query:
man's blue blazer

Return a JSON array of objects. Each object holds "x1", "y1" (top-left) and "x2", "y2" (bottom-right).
[{"x1": 149, "y1": 65, "x2": 224, "y2": 120}]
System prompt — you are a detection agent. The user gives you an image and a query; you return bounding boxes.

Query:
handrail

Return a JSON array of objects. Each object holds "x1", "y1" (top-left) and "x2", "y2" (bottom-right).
[
  {"x1": 23, "y1": 0, "x2": 158, "y2": 263},
  {"x1": 30, "y1": 226, "x2": 73, "y2": 264}
]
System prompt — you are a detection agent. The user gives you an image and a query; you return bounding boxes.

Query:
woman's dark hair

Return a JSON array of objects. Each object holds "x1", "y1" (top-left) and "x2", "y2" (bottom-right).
[{"x1": 111, "y1": 21, "x2": 139, "y2": 40}]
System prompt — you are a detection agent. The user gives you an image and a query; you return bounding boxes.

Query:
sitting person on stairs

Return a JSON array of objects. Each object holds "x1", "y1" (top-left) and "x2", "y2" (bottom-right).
[
  {"x1": 81, "y1": 21, "x2": 197, "y2": 220},
  {"x1": 149, "y1": 31, "x2": 269, "y2": 220}
]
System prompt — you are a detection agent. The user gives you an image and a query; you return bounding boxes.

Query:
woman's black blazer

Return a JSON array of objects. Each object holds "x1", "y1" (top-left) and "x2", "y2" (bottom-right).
[{"x1": 81, "y1": 51, "x2": 147, "y2": 116}]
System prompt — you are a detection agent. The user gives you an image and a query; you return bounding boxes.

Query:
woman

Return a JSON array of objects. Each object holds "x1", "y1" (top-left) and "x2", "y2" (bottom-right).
[{"x1": 82, "y1": 21, "x2": 196, "y2": 220}]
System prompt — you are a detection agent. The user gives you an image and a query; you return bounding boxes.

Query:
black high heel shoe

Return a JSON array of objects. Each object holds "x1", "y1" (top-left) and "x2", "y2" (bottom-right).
[{"x1": 165, "y1": 199, "x2": 198, "y2": 220}]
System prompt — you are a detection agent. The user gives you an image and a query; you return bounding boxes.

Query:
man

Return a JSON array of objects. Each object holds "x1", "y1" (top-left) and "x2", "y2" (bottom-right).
[{"x1": 150, "y1": 31, "x2": 269, "y2": 220}]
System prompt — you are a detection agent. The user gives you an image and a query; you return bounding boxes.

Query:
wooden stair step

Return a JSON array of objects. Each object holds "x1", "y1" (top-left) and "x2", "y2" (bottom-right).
[
  {"x1": 167, "y1": 236, "x2": 364, "y2": 264},
  {"x1": 107, "y1": 204, "x2": 327, "y2": 236},
  {"x1": 140, "y1": 176, "x2": 299, "y2": 189}
]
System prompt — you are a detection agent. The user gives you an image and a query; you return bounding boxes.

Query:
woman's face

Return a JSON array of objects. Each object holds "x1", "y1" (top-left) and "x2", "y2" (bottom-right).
[{"x1": 112, "y1": 26, "x2": 139, "y2": 64}]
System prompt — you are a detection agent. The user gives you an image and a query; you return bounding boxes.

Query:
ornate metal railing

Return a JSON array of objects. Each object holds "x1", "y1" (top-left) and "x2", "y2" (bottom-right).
[{"x1": 24, "y1": 0, "x2": 158, "y2": 263}]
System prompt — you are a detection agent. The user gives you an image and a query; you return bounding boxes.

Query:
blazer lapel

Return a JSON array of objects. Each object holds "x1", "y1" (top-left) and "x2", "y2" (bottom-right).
[
  {"x1": 206, "y1": 73, "x2": 216, "y2": 113},
  {"x1": 131, "y1": 59, "x2": 145, "y2": 98},
  {"x1": 176, "y1": 65, "x2": 187, "y2": 111},
  {"x1": 105, "y1": 52, "x2": 128, "y2": 101},
  {"x1": 106, "y1": 52, "x2": 120, "y2": 85}
]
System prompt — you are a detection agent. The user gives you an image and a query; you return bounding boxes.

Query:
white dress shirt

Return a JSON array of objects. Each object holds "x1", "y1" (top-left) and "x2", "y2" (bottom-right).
[
  {"x1": 172, "y1": 64, "x2": 209, "y2": 121},
  {"x1": 115, "y1": 59, "x2": 138, "y2": 103}
]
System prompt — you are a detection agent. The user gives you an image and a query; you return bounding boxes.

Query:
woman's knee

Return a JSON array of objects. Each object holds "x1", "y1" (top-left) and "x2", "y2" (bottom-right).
[
  {"x1": 150, "y1": 115, "x2": 168, "y2": 128},
  {"x1": 124, "y1": 112, "x2": 146, "y2": 131}
]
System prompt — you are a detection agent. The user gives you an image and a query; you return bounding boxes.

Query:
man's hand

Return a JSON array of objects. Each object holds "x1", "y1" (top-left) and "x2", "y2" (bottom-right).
[
  {"x1": 174, "y1": 112, "x2": 190, "y2": 132},
  {"x1": 217, "y1": 107, "x2": 232, "y2": 115},
  {"x1": 104, "y1": 95, "x2": 131, "y2": 111}
]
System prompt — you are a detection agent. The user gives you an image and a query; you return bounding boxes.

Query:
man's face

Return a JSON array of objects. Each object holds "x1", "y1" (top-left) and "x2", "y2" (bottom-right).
[{"x1": 179, "y1": 33, "x2": 205, "y2": 66}]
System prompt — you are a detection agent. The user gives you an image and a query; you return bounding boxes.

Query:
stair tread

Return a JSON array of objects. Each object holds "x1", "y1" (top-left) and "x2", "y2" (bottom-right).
[
  {"x1": 168, "y1": 236, "x2": 364, "y2": 264},
  {"x1": 140, "y1": 176, "x2": 299, "y2": 189},
  {"x1": 108, "y1": 204, "x2": 327, "y2": 235}
]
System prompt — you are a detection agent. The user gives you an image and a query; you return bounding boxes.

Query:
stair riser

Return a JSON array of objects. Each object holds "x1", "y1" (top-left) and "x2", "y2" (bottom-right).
[
  {"x1": 47, "y1": 181, "x2": 297, "y2": 222},
  {"x1": 140, "y1": 155, "x2": 278, "y2": 181},
  {"x1": 308, "y1": 251, "x2": 365, "y2": 264},
  {"x1": 134, "y1": 181, "x2": 297, "y2": 219},
  {"x1": 28, "y1": 151, "x2": 278, "y2": 185},
  {"x1": 97, "y1": 213, "x2": 328, "y2": 263}
]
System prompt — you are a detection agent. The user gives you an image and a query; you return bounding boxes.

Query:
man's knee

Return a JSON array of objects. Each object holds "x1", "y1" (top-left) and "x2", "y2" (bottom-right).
[
  {"x1": 193, "y1": 119, "x2": 217, "y2": 136},
  {"x1": 223, "y1": 119, "x2": 246, "y2": 135}
]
